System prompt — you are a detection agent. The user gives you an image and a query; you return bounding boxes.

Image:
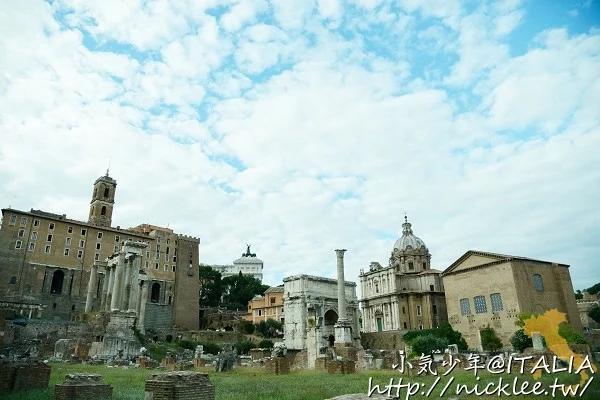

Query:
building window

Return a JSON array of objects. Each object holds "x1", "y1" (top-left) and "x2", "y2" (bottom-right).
[
  {"x1": 419, "y1": 324, "x2": 424, "y2": 330},
  {"x1": 408, "y1": 262, "x2": 414, "y2": 270},
  {"x1": 15, "y1": 240, "x2": 22, "y2": 249},
  {"x1": 114, "y1": 245, "x2": 119, "y2": 253},
  {"x1": 533, "y1": 274, "x2": 544, "y2": 292},
  {"x1": 9, "y1": 276, "x2": 17, "y2": 285},
  {"x1": 164, "y1": 264, "x2": 168, "y2": 271},
  {"x1": 33, "y1": 219, "x2": 40, "y2": 227},
  {"x1": 97, "y1": 232, "x2": 103, "y2": 239},
  {"x1": 165, "y1": 254, "x2": 169, "y2": 262},
  {"x1": 430, "y1": 284, "x2": 434, "y2": 291},
  {"x1": 64, "y1": 248, "x2": 70, "y2": 256},
  {"x1": 49, "y1": 222, "x2": 55, "y2": 230},
  {"x1": 20, "y1": 217, "x2": 27, "y2": 226},
  {"x1": 403, "y1": 322, "x2": 407, "y2": 329},
  {"x1": 45, "y1": 245, "x2": 51, "y2": 253},
  {"x1": 172, "y1": 265, "x2": 176, "y2": 272},
  {"x1": 100, "y1": 206, "x2": 107, "y2": 216},
  {"x1": 77, "y1": 250, "x2": 83, "y2": 258},
  {"x1": 258, "y1": 310, "x2": 262, "y2": 316},
  {"x1": 146, "y1": 251, "x2": 150, "y2": 258},
  {"x1": 115, "y1": 235, "x2": 120, "y2": 243},
  {"x1": 68, "y1": 226, "x2": 73, "y2": 233},
  {"x1": 433, "y1": 304, "x2": 438, "y2": 315},
  {"x1": 31, "y1": 231, "x2": 38, "y2": 240},
  {"x1": 79, "y1": 240, "x2": 85, "y2": 248},
  {"x1": 173, "y1": 256, "x2": 177, "y2": 262},
  {"x1": 155, "y1": 263, "x2": 159, "y2": 270},
  {"x1": 416, "y1": 305, "x2": 422, "y2": 316},
  {"x1": 490, "y1": 293, "x2": 503, "y2": 312},
  {"x1": 271, "y1": 297, "x2": 276, "y2": 305},
  {"x1": 96, "y1": 243, "x2": 101, "y2": 250},
  {"x1": 474, "y1": 295, "x2": 487, "y2": 314},
  {"x1": 155, "y1": 252, "x2": 160, "y2": 260},
  {"x1": 81, "y1": 229, "x2": 86, "y2": 235},
  {"x1": 95, "y1": 253, "x2": 100, "y2": 261},
  {"x1": 422, "y1": 262, "x2": 427, "y2": 269},
  {"x1": 47, "y1": 234, "x2": 53, "y2": 242},
  {"x1": 29, "y1": 242, "x2": 35, "y2": 251},
  {"x1": 145, "y1": 261, "x2": 149, "y2": 268},
  {"x1": 460, "y1": 298, "x2": 471, "y2": 316},
  {"x1": 18, "y1": 229, "x2": 25, "y2": 237},
  {"x1": 402, "y1": 306, "x2": 406, "y2": 314},
  {"x1": 9, "y1": 215, "x2": 16, "y2": 225}
]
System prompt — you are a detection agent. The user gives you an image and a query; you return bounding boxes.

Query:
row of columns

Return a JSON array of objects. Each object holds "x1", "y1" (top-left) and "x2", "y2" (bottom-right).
[{"x1": 84, "y1": 253, "x2": 150, "y2": 333}]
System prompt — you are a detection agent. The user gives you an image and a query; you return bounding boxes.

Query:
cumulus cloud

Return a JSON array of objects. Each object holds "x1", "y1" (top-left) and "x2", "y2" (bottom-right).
[{"x1": 0, "y1": 0, "x2": 598, "y2": 294}]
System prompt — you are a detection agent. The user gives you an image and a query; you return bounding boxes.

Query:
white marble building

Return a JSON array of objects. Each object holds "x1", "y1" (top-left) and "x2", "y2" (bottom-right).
[
  {"x1": 283, "y1": 273, "x2": 361, "y2": 368},
  {"x1": 209, "y1": 245, "x2": 263, "y2": 282},
  {"x1": 359, "y1": 217, "x2": 448, "y2": 333}
]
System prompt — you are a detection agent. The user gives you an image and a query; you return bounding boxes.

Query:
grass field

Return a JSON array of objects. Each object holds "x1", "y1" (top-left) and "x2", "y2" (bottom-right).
[{"x1": 2, "y1": 362, "x2": 599, "y2": 399}]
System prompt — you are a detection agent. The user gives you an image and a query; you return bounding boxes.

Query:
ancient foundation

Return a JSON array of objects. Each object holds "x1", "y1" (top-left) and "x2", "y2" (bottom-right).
[
  {"x1": 145, "y1": 371, "x2": 215, "y2": 400},
  {"x1": 54, "y1": 374, "x2": 112, "y2": 400},
  {"x1": 265, "y1": 358, "x2": 290, "y2": 374},
  {"x1": 0, "y1": 361, "x2": 51, "y2": 391},
  {"x1": 327, "y1": 359, "x2": 355, "y2": 374}
]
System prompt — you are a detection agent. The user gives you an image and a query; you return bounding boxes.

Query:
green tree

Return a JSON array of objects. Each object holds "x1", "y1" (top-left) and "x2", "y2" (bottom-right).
[
  {"x1": 233, "y1": 340, "x2": 256, "y2": 355},
  {"x1": 256, "y1": 318, "x2": 283, "y2": 338},
  {"x1": 586, "y1": 283, "x2": 600, "y2": 296},
  {"x1": 575, "y1": 290, "x2": 583, "y2": 300},
  {"x1": 199, "y1": 265, "x2": 224, "y2": 307},
  {"x1": 258, "y1": 339, "x2": 274, "y2": 349},
  {"x1": 409, "y1": 334, "x2": 449, "y2": 356},
  {"x1": 558, "y1": 322, "x2": 587, "y2": 344},
  {"x1": 480, "y1": 327, "x2": 503, "y2": 352},
  {"x1": 510, "y1": 329, "x2": 533, "y2": 353},
  {"x1": 402, "y1": 323, "x2": 468, "y2": 351},
  {"x1": 222, "y1": 272, "x2": 269, "y2": 310},
  {"x1": 588, "y1": 306, "x2": 600, "y2": 324}
]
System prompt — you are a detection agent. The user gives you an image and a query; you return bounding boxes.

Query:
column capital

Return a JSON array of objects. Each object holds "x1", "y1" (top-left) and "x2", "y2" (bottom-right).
[{"x1": 335, "y1": 249, "x2": 347, "y2": 257}]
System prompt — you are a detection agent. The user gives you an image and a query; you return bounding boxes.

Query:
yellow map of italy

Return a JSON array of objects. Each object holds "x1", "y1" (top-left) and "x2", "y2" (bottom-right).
[{"x1": 522, "y1": 308, "x2": 596, "y2": 387}]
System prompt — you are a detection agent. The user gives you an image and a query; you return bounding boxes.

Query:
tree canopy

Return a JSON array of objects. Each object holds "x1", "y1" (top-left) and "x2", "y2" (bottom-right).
[
  {"x1": 199, "y1": 265, "x2": 224, "y2": 307},
  {"x1": 221, "y1": 271, "x2": 270, "y2": 310}
]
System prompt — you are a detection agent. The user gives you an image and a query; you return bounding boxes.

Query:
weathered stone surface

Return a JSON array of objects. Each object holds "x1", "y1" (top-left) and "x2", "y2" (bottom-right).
[
  {"x1": 327, "y1": 359, "x2": 355, "y2": 374},
  {"x1": 54, "y1": 373, "x2": 112, "y2": 400},
  {"x1": 145, "y1": 371, "x2": 214, "y2": 400},
  {"x1": 265, "y1": 357, "x2": 290, "y2": 374},
  {"x1": 0, "y1": 361, "x2": 51, "y2": 391}
]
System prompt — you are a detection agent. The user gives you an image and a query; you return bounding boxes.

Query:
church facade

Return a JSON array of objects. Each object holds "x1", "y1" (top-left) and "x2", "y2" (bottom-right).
[
  {"x1": 359, "y1": 217, "x2": 448, "y2": 333},
  {"x1": 0, "y1": 172, "x2": 200, "y2": 333}
]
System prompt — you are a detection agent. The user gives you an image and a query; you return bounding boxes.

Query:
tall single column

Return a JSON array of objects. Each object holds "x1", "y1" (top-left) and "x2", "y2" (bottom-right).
[
  {"x1": 105, "y1": 265, "x2": 115, "y2": 310},
  {"x1": 335, "y1": 249, "x2": 348, "y2": 322},
  {"x1": 85, "y1": 264, "x2": 99, "y2": 313},
  {"x1": 100, "y1": 265, "x2": 111, "y2": 310},
  {"x1": 123, "y1": 255, "x2": 134, "y2": 311},
  {"x1": 110, "y1": 262, "x2": 124, "y2": 311},
  {"x1": 138, "y1": 280, "x2": 149, "y2": 334}
]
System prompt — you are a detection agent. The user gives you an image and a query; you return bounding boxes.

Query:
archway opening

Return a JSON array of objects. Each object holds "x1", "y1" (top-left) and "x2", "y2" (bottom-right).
[
  {"x1": 104, "y1": 187, "x2": 109, "y2": 197},
  {"x1": 101, "y1": 206, "x2": 107, "y2": 216},
  {"x1": 328, "y1": 334, "x2": 335, "y2": 347},
  {"x1": 151, "y1": 282, "x2": 160, "y2": 303},
  {"x1": 324, "y1": 309, "x2": 338, "y2": 326},
  {"x1": 50, "y1": 270, "x2": 65, "y2": 294}
]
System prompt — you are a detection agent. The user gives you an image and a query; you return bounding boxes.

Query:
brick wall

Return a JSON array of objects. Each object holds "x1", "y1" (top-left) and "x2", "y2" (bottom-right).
[
  {"x1": 145, "y1": 372, "x2": 214, "y2": 400},
  {"x1": 144, "y1": 302, "x2": 174, "y2": 334},
  {"x1": 265, "y1": 358, "x2": 290, "y2": 374},
  {"x1": 360, "y1": 331, "x2": 406, "y2": 350},
  {"x1": 54, "y1": 374, "x2": 112, "y2": 400},
  {"x1": 0, "y1": 361, "x2": 51, "y2": 391},
  {"x1": 327, "y1": 359, "x2": 355, "y2": 374}
]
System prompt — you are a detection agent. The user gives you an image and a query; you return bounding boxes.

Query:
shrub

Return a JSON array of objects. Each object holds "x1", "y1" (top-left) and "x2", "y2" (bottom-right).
[
  {"x1": 177, "y1": 340, "x2": 196, "y2": 350},
  {"x1": 258, "y1": 339, "x2": 274, "y2": 349},
  {"x1": 199, "y1": 341, "x2": 222, "y2": 355},
  {"x1": 510, "y1": 329, "x2": 533, "y2": 353},
  {"x1": 409, "y1": 334, "x2": 448, "y2": 356},
  {"x1": 242, "y1": 322, "x2": 256, "y2": 334},
  {"x1": 558, "y1": 322, "x2": 587, "y2": 344},
  {"x1": 234, "y1": 340, "x2": 256, "y2": 355},
  {"x1": 480, "y1": 327, "x2": 503, "y2": 352},
  {"x1": 588, "y1": 306, "x2": 600, "y2": 324},
  {"x1": 403, "y1": 323, "x2": 468, "y2": 350}
]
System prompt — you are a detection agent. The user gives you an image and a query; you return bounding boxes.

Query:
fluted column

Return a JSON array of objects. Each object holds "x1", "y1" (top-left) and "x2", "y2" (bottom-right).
[
  {"x1": 84, "y1": 264, "x2": 98, "y2": 313},
  {"x1": 335, "y1": 249, "x2": 347, "y2": 322},
  {"x1": 110, "y1": 261, "x2": 124, "y2": 311},
  {"x1": 106, "y1": 265, "x2": 115, "y2": 310},
  {"x1": 123, "y1": 255, "x2": 135, "y2": 311},
  {"x1": 138, "y1": 280, "x2": 149, "y2": 334},
  {"x1": 100, "y1": 265, "x2": 111, "y2": 310}
]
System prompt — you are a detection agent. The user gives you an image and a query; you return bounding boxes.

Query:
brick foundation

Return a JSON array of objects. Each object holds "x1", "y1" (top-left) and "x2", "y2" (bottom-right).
[
  {"x1": 145, "y1": 371, "x2": 214, "y2": 400},
  {"x1": 327, "y1": 359, "x2": 355, "y2": 374},
  {"x1": 54, "y1": 374, "x2": 112, "y2": 400},
  {"x1": 0, "y1": 361, "x2": 51, "y2": 391},
  {"x1": 265, "y1": 358, "x2": 290, "y2": 374}
]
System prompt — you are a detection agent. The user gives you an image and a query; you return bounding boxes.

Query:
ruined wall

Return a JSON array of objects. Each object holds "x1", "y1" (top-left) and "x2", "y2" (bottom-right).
[
  {"x1": 0, "y1": 361, "x2": 51, "y2": 391},
  {"x1": 360, "y1": 331, "x2": 407, "y2": 350},
  {"x1": 54, "y1": 374, "x2": 112, "y2": 400},
  {"x1": 144, "y1": 303, "x2": 174, "y2": 335},
  {"x1": 145, "y1": 372, "x2": 214, "y2": 400}
]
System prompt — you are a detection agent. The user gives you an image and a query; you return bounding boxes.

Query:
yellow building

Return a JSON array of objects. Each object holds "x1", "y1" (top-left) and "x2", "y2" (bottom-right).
[
  {"x1": 442, "y1": 250, "x2": 583, "y2": 350},
  {"x1": 0, "y1": 172, "x2": 200, "y2": 332},
  {"x1": 246, "y1": 286, "x2": 285, "y2": 324}
]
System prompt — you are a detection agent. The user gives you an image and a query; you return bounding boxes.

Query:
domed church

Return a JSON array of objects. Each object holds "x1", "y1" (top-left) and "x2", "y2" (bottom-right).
[{"x1": 359, "y1": 216, "x2": 448, "y2": 334}]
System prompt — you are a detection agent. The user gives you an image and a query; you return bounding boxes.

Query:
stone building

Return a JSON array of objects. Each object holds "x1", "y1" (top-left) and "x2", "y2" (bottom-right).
[
  {"x1": 359, "y1": 217, "x2": 447, "y2": 333},
  {"x1": 208, "y1": 245, "x2": 263, "y2": 282},
  {"x1": 0, "y1": 172, "x2": 200, "y2": 333},
  {"x1": 245, "y1": 286, "x2": 284, "y2": 325},
  {"x1": 442, "y1": 250, "x2": 583, "y2": 350},
  {"x1": 283, "y1": 265, "x2": 361, "y2": 368}
]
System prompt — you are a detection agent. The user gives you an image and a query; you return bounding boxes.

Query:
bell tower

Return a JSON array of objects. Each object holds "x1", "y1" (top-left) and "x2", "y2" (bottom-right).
[{"x1": 88, "y1": 170, "x2": 117, "y2": 227}]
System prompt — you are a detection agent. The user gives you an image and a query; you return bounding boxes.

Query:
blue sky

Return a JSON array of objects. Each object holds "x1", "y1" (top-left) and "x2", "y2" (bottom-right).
[{"x1": 0, "y1": 0, "x2": 598, "y2": 293}]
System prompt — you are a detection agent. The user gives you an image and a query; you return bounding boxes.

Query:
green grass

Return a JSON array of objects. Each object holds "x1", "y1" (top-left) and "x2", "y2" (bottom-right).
[{"x1": 1, "y1": 362, "x2": 599, "y2": 399}]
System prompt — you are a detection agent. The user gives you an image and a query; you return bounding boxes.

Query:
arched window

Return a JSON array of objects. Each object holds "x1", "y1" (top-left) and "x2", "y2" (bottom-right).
[
  {"x1": 151, "y1": 282, "x2": 161, "y2": 303},
  {"x1": 104, "y1": 187, "x2": 109, "y2": 198},
  {"x1": 101, "y1": 206, "x2": 107, "y2": 216},
  {"x1": 51, "y1": 270, "x2": 65, "y2": 294},
  {"x1": 533, "y1": 274, "x2": 544, "y2": 292},
  {"x1": 324, "y1": 309, "x2": 338, "y2": 326},
  {"x1": 8, "y1": 276, "x2": 16, "y2": 285}
]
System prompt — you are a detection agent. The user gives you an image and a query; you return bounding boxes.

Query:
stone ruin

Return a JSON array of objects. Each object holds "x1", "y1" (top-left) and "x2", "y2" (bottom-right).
[
  {"x1": 265, "y1": 342, "x2": 290, "y2": 375},
  {"x1": 145, "y1": 371, "x2": 214, "y2": 400},
  {"x1": 0, "y1": 360, "x2": 51, "y2": 392},
  {"x1": 213, "y1": 348, "x2": 235, "y2": 372},
  {"x1": 55, "y1": 374, "x2": 113, "y2": 400}
]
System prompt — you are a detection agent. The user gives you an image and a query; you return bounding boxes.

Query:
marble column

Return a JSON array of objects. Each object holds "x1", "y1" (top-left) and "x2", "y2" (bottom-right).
[
  {"x1": 85, "y1": 264, "x2": 98, "y2": 313},
  {"x1": 110, "y1": 261, "x2": 124, "y2": 311},
  {"x1": 100, "y1": 265, "x2": 111, "y2": 310},
  {"x1": 335, "y1": 249, "x2": 348, "y2": 322},
  {"x1": 138, "y1": 280, "x2": 149, "y2": 334},
  {"x1": 123, "y1": 255, "x2": 135, "y2": 311},
  {"x1": 105, "y1": 265, "x2": 115, "y2": 311}
]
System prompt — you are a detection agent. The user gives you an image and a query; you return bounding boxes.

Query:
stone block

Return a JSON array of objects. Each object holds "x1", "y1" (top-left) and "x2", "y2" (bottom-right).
[
  {"x1": 145, "y1": 371, "x2": 214, "y2": 400},
  {"x1": 265, "y1": 358, "x2": 290, "y2": 374},
  {"x1": 54, "y1": 374, "x2": 112, "y2": 400},
  {"x1": 0, "y1": 361, "x2": 51, "y2": 391},
  {"x1": 327, "y1": 359, "x2": 355, "y2": 374}
]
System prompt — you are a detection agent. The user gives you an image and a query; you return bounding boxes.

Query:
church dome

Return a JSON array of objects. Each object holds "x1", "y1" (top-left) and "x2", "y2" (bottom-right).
[{"x1": 393, "y1": 216, "x2": 427, "y2": 252}]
